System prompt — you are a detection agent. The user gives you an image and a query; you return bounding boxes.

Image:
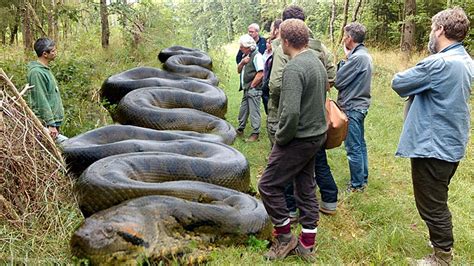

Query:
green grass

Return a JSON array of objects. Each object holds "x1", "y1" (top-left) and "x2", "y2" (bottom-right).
[{"x1": 1, "y1": 40, "x2": 473, "y2": 264}]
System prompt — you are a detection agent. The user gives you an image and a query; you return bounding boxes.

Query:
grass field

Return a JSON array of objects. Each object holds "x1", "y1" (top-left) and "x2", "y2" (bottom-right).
[{"x1": 1, "y1": 41, "x2": 473, "y2": 264}]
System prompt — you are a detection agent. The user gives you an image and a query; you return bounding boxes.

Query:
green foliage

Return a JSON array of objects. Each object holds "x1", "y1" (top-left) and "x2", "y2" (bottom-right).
[{"x1": 246, "y1": 235, "x2": 269, "y2": 252}]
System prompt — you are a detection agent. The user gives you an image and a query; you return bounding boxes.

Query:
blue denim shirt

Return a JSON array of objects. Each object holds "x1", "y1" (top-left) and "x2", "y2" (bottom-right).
[{"x1": 391, "y1": 43, "x2": 473, "y2": 162}]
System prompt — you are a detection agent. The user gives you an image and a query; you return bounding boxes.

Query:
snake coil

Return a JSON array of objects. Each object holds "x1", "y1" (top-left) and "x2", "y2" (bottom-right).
[{"x1": 63, "y1": 46, "x2": 270, "y2": 263}]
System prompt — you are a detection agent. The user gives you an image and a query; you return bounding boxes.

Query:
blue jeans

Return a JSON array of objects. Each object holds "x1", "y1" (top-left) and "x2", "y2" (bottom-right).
[
  {"x1": 285, "y1": 148, "x2": 338, "y2": 212},
  {"x1": 345, "y1": 110, "x2": 369, "y2": 188}
]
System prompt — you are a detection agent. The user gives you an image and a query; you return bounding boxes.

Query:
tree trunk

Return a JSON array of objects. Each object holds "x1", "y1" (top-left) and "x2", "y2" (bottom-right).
[
  {"x1": 330, "y1": 0, "x2": 336, "y2": 44},
  {"x1": 100, "y1": 0, "x2": 109, "y2": 48},
  {"x1": 1, "y1": 30, "x2": 5, "y2": 45},
  {"x1": 400, "y1": 0, "x2": 416, "y2": 57},
  {"x1": 47, "y1": 0, "x2": 57, "y2": 40},
  {"x1": 9, "y1": 22, "x2": 19, "y2": 45},
  {"x1": 352, "y1": 0, "x2": 363, "y2": 22},
  {"x1": 338, "y1": 0, "x2": 350, "y2": 45},
  {"x1": 22, "y1": 2, "x2": 34, "y2": 52}
]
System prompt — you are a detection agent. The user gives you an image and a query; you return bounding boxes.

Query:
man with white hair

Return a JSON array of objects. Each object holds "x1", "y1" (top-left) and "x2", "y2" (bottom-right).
[
  {"x1": 236, "y1": 23, "x2": 266, "y2": 64},
  {"x1": 236, "y1": 34, "x2": 264, "y2": 142}
]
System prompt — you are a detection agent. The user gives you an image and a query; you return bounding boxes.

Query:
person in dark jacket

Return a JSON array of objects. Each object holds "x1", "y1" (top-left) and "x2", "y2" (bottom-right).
[
  {"x1": 334, "y1": 22, "x2": 373, "y2": 192},
  {"x1": 258, "y1": 19, "x2": 327, "y2": 263},
  {"x1": 26, "y1": 37, "x2": 67, "y2": 143},
  {"x1": 236, "y1": 23, "x2": 266, "y2": 64}
]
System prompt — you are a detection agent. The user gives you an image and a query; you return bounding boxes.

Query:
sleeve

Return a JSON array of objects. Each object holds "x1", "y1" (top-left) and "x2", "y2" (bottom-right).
[
  {"x1": 268, "y1": 46, "x2": 288, "y2": 98},
  {"x1": 275, "y1": 68, "x2": 303, "y2": 146},
  {"x1": 391, "y1": 61, "x2": 433, "y2": 97},
  {"x1": 253, "y1": 53, "x2": 264, "y2": 72},
  {"x1": 321, "y1": 44, "x2": 336, "y2": 84},
  {"x1": 28, "y1": 71, "x2": 55, "y2": 125},
  {"x1": 334, "y1": 55, "x2": 363, "y2": 91},
  {"x1": 236, "y1": 50, "x2": 243, "y2": 64}
]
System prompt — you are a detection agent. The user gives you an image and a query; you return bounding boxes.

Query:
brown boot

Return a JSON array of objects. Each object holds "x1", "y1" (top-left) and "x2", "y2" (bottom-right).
[
  {"x1": 293, "y1": 241, "x2": 317, "y2": 263},
  {"x1": 264, "y1": 233, "x2": 298, "y2": 260},
  {"x1": 246, "y1": 133, "x2": 259, "y2": 142},
  {"x1": 416, "y1": 247, "x2": 453, "y2": 265}
]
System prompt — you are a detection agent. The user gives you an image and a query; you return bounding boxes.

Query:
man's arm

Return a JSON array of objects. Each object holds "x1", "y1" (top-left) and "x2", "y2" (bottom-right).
[
  {"x1": 321, "y1": 43, "x2": 336, "y2": 86},
  {"x1": 268, "y1": 45, "x2": 288, "y2": 97},
  {"x1": 236, "y1": 50, "x2": 243, "y2": 64},
  {"x1": 237, "y1": 55, "x2": 250, "y2": 74},
  {"x1": 334, "y1": 56, "x2": 363, "y2": 91},
  {"x1": 391, "y1": 61, "x2": 432, "y2": 97},
  {"x1": 275, "y1": 68, "x2": 303, "y2": 146},
  {"x1": 250, "y1": 71, "x2": 264, "y2": 88},
  {"x1": 250, "y1": 53, "x2": 265, "y2": 88}
]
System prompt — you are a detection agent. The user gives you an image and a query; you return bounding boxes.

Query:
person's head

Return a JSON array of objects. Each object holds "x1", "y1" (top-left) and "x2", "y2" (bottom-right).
[
  {"x1": 266, "y1": 38, "x2": 272, "y2": 52},
  {"x1": 270, "y1": 19, "x2": 283, "y2": 39},
  {"x1": 248, "y1": 23, "x2": 260, "y2": 41},
  {"x1": 34, "y1": 37, "x2": 57, "y2": 60},
  {"x1": 428, "y1": 7, "x2": 470, "y2": 54},
  {"x1": 282, "y1": 5, "x2": 305, "y2": 21},
  {"x1": 343, "y1": 22, "x2": 366, "y2": 50},
  {"x1": 279, "y1": 19, "x2": 309, "y2": 56},
  {"x1": 239, "y1": 34, "x2": 256, "y2": 55}
]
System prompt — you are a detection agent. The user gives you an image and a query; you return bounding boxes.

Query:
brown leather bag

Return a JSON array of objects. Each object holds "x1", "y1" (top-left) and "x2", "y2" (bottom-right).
[{"x1": 324, "y1": 98, "x2": 348, "y2": 149}]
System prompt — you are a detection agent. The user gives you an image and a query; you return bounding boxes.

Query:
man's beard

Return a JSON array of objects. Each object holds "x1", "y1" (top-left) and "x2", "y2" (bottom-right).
[{"x1": 428, "y1": 31, "x2": 438, "y2": 54}]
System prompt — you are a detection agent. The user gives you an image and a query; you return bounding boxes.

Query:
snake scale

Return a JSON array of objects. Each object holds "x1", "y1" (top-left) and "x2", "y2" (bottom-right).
[{"x1": 62, "y1": 46, "x2": 270, "y2": 264}]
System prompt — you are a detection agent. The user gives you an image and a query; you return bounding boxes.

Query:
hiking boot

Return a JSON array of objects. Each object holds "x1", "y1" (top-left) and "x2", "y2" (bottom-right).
[
  {"x1": 416, "y1": 247, "x2": 453, "y2": 266},
  {"x1": 236, "y1": 129, "x2": 244, "y2": 137},
  {"x1": 293, "y1": 241, "x2": 316, "y2": 263},
  {"x1": 319, "y1": 206, "x2": 336, "y2": 216},
  {"x1": 264, "y1": 233, "x2": 298, "y2": 260},
  {"x1": 247, "y1": 133, "x2": 259, "y2": 142}
]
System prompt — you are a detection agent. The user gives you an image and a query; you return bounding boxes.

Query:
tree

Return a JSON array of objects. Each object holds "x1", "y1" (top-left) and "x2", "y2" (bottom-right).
[
  {"x1": 400, "y1": 0, "x2": 416, "y2": 56},
  {"x1": 352, "y1": 0, "x2": 363, "y2": 22},
  {"x1": 338, "y1": 0, "x2": 350, "y2": 45},
  {"x1": 100, "y1": 0, "x2": 109, "y2": 48},
  {"x1": 329, "y1": 0, "x2": 336, "y2": 44}
]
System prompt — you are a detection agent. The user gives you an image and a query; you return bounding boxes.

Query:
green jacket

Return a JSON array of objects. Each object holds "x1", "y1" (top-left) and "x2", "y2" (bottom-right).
[
  {"x1": 275, "y1": 50, "x2": 328, "y2": 145},
  {"x1": 26, "y1": 61, "x2": 64, "y2": 126},
  {"x1": 267, "y1": 38, "x2": 335, "y2": 124}
]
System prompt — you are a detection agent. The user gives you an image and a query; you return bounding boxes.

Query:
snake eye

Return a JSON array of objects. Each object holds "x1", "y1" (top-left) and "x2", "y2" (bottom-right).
[{"x1": 105, "y1": 225, "x2": 114, "y2": 234}]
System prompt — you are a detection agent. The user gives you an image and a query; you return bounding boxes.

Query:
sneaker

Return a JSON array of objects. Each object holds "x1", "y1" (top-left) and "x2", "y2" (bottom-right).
[
  {"x1": 247, "y1": 133, "x2": 259, "y2": 142},
  {"x1": 264, "y1": 233, "x2": 298, "y2": 260},
  {"x1": 345, "y1": 184, "x2": 365, "y2": 193},
  {"x1": 319, "y1": 206, "x2": 336, "y2": 215},
  {"x1": 293, "y1": 241, "x2": 316, "y2": 263},
  {"x1": 236, "y1": 129, "x2": 244, "y2": 137},
  {"x1": 416, "y1": 247, "x2": 453, "y2": 266}
]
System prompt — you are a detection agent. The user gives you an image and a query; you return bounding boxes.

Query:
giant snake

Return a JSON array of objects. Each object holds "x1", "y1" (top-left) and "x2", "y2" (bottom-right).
[{"x1": 62, "y1": 46, "x2": 270, "y2": 264}]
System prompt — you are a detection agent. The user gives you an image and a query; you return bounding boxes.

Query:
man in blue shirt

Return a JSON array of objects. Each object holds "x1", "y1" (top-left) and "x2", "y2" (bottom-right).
[
  {"x1": 334, "y1": 22, "x2": 372, "y2": 192},
  {"x1": 391, "y1": 7, "x2": 473, "y2": 265}
]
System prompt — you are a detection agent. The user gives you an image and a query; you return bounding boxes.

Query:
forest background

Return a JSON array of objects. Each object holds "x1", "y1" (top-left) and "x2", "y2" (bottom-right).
[{"x1": 0, "y1": 0, "x2": 473, "y2": 264}]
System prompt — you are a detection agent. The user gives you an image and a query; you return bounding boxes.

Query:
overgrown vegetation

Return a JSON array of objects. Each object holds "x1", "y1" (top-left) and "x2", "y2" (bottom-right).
[{"x1": 0, "y1": 0, "x2": 473, "y2": 264}]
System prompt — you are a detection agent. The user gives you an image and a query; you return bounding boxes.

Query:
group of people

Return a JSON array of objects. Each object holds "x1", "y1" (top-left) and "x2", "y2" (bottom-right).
[
  {"x1": 24, "y1": 5, "x2": 472, "y2": 265},
  {"x1": 235, "y1": 5, "x2": 472, "y2": 265}
]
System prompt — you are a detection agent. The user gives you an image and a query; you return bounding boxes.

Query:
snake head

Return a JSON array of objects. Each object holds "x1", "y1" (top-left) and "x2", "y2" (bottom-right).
[{"x1": 70, "y1": 214, "x2": 150, "y2": 261}]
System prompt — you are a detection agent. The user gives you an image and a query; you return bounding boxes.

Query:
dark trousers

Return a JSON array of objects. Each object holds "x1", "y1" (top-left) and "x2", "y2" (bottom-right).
[
  {"x1": 411, "y1": 158, "x2": 459, "y2": 250},
  {"x1": 285, "y1": 149, "x2": 338, "y2": 213},
  {"x1": 258, "y1": 137, "x2": 324, "y2": 230}
]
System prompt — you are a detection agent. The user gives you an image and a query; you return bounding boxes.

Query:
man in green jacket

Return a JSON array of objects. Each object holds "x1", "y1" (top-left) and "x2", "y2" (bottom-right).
[{"x1": 26, "y1": 37, "x2": 67, "y2": 143}]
